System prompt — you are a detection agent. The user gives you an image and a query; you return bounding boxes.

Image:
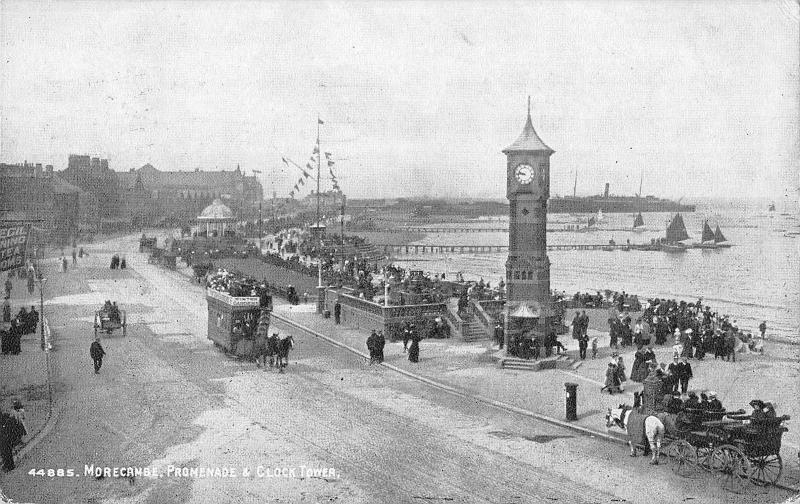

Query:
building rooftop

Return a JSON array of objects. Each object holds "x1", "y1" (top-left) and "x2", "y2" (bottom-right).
[
  {"x1": 197, "y1": 199, "x2": 234, "y2": 221},
  {"x1": 502, "y1": 98, "x2": 554, "y2": 154}
]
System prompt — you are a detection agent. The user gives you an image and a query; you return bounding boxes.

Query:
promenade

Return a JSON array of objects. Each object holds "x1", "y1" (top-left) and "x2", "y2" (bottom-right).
[
  {"x1": 272, "y1": 302, "x2": 800, "y2": 489},
  {"x1": 1, "y1": 262, "x2": 59, "y2": 460}
]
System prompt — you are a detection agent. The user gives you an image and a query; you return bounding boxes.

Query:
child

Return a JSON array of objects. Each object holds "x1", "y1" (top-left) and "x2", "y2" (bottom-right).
[{"x1": 591, "y1": 337, "x2": 598, "y2": 359}]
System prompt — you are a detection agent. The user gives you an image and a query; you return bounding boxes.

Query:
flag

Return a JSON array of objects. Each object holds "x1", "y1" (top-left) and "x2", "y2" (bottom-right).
[
  {"x1": 299, "y1": 178, "x2": 305, "y2": 186},
  {"x1": 293, "y1": 184, "x2": 299, "y2": 191},
  {"x1": 324, "y1": 152, "x2": 332, "y2": 158},
  {"x1": 303, "y1": 171, "x2": 310, "y2": 178},
  {"x1": 289, "y1": 191, "x2": 294, "y2": 198},
  {"x1": 313, "y1": 145, "x2": 319, "y2": 154},
  {"x1": 306, "y1": 163, "x2": 313, "y2": 170},
  {"x1": 327, "y1": 160, "x2": 335, "y2": 166},
  {"x1": 318, "y1": 118, "x2": 324, "y2": 125},
  {"x1": 310, "y1": 156, "x2": 316, "y2": 162}
]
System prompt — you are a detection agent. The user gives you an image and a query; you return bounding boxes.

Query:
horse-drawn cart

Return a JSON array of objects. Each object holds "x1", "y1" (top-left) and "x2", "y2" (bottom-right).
[
  {"x1": 663, "y1": 409, "x2": 789, "y2": 492},
  {"x1": 94, "y1": 308, "x2": 126, "y2": 336}
]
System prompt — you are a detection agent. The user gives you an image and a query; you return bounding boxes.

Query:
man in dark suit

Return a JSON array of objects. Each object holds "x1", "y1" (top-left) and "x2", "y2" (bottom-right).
[
  {"x1": 677, "y1": 356, "x2": 693, "y2": 394},
  {"x1": 90, "y1": 336, "x2": 106, "y2": 374}
]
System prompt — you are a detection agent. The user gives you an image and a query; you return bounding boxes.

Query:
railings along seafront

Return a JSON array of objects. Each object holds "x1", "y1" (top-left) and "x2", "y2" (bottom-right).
[{"x1": 325, "y1": 287, "x2": 448, "y2": 334}]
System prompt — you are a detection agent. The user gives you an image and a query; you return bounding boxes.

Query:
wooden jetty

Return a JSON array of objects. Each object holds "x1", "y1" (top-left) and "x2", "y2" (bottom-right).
[
  {"x1": 379, "y1": 243, "x2": 651, "y2": 255},
  {"x1": 388, "y1": 226, "x2": 647, "y2": 234}
]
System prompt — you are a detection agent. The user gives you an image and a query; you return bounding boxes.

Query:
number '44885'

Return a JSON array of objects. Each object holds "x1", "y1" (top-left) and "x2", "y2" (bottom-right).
[{"x1": 28, "y1": 468, "x2": 75, "y2": 477}]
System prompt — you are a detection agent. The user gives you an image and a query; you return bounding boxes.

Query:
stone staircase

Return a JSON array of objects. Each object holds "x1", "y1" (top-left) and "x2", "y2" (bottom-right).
[
  {"x1": 461, "y1": 317, "x2": 490, "y2": 342},
  {"x1": 495, "y1": 351, "x2": 584, "y2": 372}
]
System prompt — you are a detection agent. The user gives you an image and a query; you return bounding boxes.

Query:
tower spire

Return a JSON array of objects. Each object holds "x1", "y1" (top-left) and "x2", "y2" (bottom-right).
[{"x1": 527, "y1": 96, "x2": 531, "y2": 119}]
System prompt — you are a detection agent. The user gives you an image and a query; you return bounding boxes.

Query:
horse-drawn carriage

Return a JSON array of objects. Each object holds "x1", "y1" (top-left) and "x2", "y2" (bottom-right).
[
  {"x1": 608, "y1": 390, "x2": 790, "y2": 493},
  {"x1": 139, "y1": 236, "x2": 157, "y2": 253},
  {"x1": 663, "y1": 408, "x2": 789, "y2": 492},
  {"x1": 94, "y1": 305, "x2": 126, "y2": 336}
]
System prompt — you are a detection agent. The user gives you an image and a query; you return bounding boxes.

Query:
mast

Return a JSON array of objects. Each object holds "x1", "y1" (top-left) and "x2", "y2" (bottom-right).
[
  {"x1": 573, "y1": 170, "x2": 577, "y2": 198},
  {"x1": 316, "y1": 115, "x2": 322, "y2": 288},
  {"x1": 638, "y1": 171, "x2": 643, "y2": 198}
]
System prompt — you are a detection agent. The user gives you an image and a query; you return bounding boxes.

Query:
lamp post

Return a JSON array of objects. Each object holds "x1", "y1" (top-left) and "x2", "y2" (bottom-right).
[{"x1": 38, "y1": 275, "x2": 47, "y2": 351}]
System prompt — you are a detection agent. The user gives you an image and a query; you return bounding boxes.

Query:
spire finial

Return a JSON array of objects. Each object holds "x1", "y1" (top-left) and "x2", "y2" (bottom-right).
[{"x1": 527, "y1": 96, "x2": 531, "y2": 118}]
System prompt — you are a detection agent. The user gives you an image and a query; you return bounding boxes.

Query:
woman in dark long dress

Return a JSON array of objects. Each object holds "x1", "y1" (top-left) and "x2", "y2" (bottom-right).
[
  {"x1": 408, "y1": 334, "x2": 421, "y2": 363},
  {"x1": 630, "y1": 346, "x2": 648, "y2": 382}
]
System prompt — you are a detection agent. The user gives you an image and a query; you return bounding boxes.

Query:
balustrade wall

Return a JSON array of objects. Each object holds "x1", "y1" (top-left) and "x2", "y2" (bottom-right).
[{"x1": 323, "y1": 287, "x2": 447, "y2": 337}]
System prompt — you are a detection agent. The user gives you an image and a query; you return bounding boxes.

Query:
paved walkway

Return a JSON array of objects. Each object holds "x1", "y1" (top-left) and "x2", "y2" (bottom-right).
[
  {"x1": 1, "y1": 267, "x2": 57, "y2": 455},
  {"x1": 272, "y1": 302, "x2": 800, "y2": 486}
]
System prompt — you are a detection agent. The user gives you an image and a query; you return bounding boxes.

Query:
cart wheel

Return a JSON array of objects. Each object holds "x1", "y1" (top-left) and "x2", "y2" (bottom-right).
[
  {"x1": 749, "y1": 454, "x2": 782, "y2": 486},
  {"x1": 712, "y1": 444, "x2": 750, "y2": 493},
  {"x1": 696, "y1": 445, "x2": 715, "y2": 472},
  {"x1": 666, "y1": 440, "x2": 697, "y2": 477}
]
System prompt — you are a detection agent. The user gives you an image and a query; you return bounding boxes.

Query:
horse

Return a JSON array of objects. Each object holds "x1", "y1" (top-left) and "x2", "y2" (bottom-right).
[
  {"x1": 254, "y1": 333, "x2": 276, "y2": 370},
  {"x1": 605, "y1": 405, "x2": 665, "y2": 464},
  {"x1": 275, "y1": 335, "x2": 294, "y2": 373}
]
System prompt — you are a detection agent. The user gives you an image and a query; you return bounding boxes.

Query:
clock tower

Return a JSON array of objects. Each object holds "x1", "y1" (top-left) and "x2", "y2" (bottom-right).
[{"x1": 502, "y1": 97, "x2": 554, "y2": 353}]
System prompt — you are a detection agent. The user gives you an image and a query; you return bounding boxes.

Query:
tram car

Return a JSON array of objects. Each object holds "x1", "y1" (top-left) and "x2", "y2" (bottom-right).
[{"x1": 206, "y1": 287, "x2": 272, "y2": 359}]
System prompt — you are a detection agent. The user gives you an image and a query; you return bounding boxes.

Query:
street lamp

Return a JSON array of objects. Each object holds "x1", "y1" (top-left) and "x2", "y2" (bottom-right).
[{"x1": 37, "y1": 275, "x2": 47, "y2": 351}]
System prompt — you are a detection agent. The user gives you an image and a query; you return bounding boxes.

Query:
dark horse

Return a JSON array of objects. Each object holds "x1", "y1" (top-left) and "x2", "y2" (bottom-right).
[
  {"x1": 275, "y1": 335, "x2": 294, "y2": 373},
  {"x1": 255, "y1": 333, "x2": 280, "y2": 370}
]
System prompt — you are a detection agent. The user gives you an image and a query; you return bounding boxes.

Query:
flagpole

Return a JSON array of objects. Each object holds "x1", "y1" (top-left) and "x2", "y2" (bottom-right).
[{"x1": 316, "y1": 115, "x2": 322, "y2": 289}]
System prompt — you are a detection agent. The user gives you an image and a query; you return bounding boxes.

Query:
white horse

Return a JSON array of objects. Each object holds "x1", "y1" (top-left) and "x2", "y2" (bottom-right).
[{"x1": 606, "y1": 405, "x2": 665, "y2": 464}]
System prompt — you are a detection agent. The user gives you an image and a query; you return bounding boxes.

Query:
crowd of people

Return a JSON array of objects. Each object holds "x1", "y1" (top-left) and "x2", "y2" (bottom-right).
[
  {"x1": 1, "y1": 306, "x2": 39, "y2": 355},
  {"x1": 109, "y1": 254, "x2": 127, "y2": 270},
  {"x1": 100, "y1": 300, "x2": 122, "y2": 325}
]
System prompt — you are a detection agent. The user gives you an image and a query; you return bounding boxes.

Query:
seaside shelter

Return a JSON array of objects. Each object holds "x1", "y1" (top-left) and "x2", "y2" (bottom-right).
[{"x1": 197, "y1": 199, "x2": 235, "y2": 238}]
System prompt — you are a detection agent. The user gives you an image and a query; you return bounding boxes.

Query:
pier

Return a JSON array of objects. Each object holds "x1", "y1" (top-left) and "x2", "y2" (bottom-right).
[
  {"x1": 387, "y1": 226, "x2": 643, "y2": 234},
  {"x1": 379, "y1": 243, "x2": 646, "y2": 255}
]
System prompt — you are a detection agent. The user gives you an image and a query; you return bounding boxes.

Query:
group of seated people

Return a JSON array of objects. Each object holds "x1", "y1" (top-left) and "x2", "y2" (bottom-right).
[
  {"x1": 13, "y1": 306, "x2": 39, "y2": 335},
  {"x1": 1, "y1": 306, "x2": 39, "y2": 355},
  {"x1": 509, "y1": 330, "x2": 566, "y2": 359},
  {"x1": 642, "y1": 390, "x2": 784, "y2": 432},
  {"x1": 101, "y1": 300, "x2": 121, "y2": 324}
]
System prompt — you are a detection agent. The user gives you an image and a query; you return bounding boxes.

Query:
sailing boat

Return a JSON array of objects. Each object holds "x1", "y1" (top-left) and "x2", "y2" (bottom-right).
[
  {"x1": 632, "y1": 212, "x2": 645, "y2": 232},
  {"x1": 662, "y1": 213, "x2": 690, "y2": 252},
  {"x1": 697, "y1": 220, "x2": 717, "y2": 249},
  {"x1": 714, "y1": 224, "x2": 732, "y2": 248},
  {"x1": 768, "y1": 202, "x2": 776, "y2": 212}
]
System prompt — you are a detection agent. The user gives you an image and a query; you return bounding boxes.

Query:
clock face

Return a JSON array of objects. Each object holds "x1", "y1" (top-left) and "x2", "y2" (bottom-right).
[{"x1": 515, "y1": 164, "x2": 534, "y2": 184}]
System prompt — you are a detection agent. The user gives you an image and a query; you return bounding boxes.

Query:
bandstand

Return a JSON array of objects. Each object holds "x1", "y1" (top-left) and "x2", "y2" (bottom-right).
[{"x1": 197, "y1": 199, "x2": 235, "y2": 238}]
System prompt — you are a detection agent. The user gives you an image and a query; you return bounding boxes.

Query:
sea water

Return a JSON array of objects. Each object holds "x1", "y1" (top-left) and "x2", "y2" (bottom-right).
[{"x1": 391, "y1": 202, "x2": 800, "y2": 341}]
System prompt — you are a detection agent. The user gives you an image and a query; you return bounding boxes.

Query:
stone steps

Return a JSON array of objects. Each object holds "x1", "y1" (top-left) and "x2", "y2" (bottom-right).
[
  {"x1": 496, "y1": 352, "x2": 583, "y2": 372},
  {"x1": 461, "y1": 319, "x2": 490, "y2": 342}
]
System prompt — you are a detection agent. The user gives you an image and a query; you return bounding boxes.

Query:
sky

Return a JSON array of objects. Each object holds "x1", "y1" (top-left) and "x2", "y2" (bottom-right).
[{"x1": 1, "y1": 0, "x2": 798, "y2": 201}]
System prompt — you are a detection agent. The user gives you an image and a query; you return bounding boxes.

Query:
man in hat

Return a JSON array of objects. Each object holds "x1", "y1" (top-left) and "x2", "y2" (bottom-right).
[
  {"x1": 684, "y1": 391, "x2": 701, "y2": 410},
  {"x1": 707, "y1": 392, "x2": 723, "y2": 412},
  {"x1": 0, "y1": 408, "x2": 20, "y2": 471},
  {"x1": 366, "y1": 330, "x2": 378, "y2": 364},
  {"x1": 90, "y1": 335, "x2": 106, "y2": 374},
  {"x1": 676, "y1": 356, "x2": 693, "y2": 394},
  {"x1": 375, "y1": 330, "x2": 386, "y2": 363},
  {"x1": 667, "y1": 356, "x2": 681, "y2": 393},
  {"x1": 9, "y1": 400, "x2": 26, "y2": 445}
]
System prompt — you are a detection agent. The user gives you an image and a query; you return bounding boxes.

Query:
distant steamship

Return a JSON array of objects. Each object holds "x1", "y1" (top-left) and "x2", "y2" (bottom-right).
[{"x1": 549, "y1": 182, "x2": 695, "y2": 214}]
